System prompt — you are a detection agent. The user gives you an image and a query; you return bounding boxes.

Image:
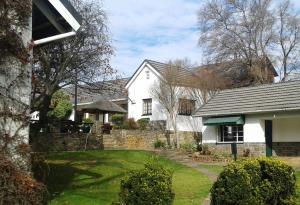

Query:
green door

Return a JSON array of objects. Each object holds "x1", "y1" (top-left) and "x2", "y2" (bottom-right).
[{"x1": 265, "y1": 120, "x2": 273, "y2": 157}]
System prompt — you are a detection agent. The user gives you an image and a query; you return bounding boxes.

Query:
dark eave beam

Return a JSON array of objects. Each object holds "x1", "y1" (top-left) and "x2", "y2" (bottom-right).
[{"x1": 33, "y1": 0, "x2": 67, "y2": 33}]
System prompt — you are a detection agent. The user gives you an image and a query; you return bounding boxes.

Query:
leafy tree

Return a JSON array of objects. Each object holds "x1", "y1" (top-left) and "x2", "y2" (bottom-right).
[{"x1": 47, "y1": 91, "x2": 72, "y2": 120}]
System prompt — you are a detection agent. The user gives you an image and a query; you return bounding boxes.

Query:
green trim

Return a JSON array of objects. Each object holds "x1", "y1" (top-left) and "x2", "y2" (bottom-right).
[{"x1": 204, "y1": 116, "x2": 245, "y2": 126}]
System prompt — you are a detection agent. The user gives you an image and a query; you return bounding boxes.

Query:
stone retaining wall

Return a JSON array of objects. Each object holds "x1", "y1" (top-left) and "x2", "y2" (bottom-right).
[
  {"x1": 30, "y1": 132, "x2": 103, "y2": 152},
  {"x1": 103, "y1": 130, "x2": 200, "y2": 150},
  {"x1": 204, "y1": 143, "x2": 266, "y2": 156},
  {"x1": 273, "y1": 142, "x2": 300, "y2": 156}
]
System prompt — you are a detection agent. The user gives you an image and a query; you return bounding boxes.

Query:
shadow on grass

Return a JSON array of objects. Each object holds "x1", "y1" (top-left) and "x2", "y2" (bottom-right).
[{"x1": 44, "y1": 161, "x2": 104, "y2": 199}]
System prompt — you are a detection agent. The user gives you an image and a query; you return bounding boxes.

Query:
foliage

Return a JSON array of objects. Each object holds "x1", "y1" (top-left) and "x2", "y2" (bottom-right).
[
  {"x1": 122, "y1": 118, "x2": 138, "y2": 130},
  {"x1": 199, "y1": 144, "x2": 211, "y2": 155},
  {"x1": 211, "y1": 158, "x2": 297, "y2": 205},
  {"x1": 243, "y1": 148, "x2": 251, "y2": 157},
  {"x1": 0, "y1": 156, "x2": 48, "y2": 204},
  {"x1": 0, "y1": 0, "x2": 32, "y2": 63},
  {"x1": 119, "y1": 162, "x2": 175, "y2": 205},
  {"x1": 111, "y1": 114, "x2": 125, "y2": 127},
  {"x1": 47, "y1": 91, "x2": 72, "y2": 120},
  {"x1": 154, "y1": 140, "x2": 166, "y2": 149},
  {"x1": 82, "y1": 118, "x2": 93, "y2": 124},
  {"x1": 137, "y1": 118, "x2": 150, "y2": 130},
  {"x1": 180, "y1": 143, "x2": 197, "y2": 153}
]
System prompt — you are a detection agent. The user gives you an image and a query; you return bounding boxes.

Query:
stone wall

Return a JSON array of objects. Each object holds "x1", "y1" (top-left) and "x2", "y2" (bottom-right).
[
  {"x1": 30, "y1": 132, "x2": 103, "y2": 152},
  {"x1": 103, "y1": 129, "x2": 200, "y2": 150},
  {"x1": 203, "y1": 143, "x2": 266, "y2": 156},
  {"x1": 273, "y1": 142, "x2": 300, "y2": 156},
  {"x1": 203, "y1": 142, "x2": 300, "y2": 156}
]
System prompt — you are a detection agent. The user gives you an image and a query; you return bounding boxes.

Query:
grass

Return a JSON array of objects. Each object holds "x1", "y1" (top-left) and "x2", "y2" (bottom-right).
[
  {"x1": 200, "y1": 164, "x2": 224, "y2": 175},
  {"x1": 44, "y1": 150, "x2": 211, "y2": 205}
]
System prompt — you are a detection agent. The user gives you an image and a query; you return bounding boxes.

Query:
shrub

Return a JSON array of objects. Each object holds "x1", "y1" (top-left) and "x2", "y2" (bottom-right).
[
  {"x1": 180, "y1": 143, "x2": 197, "y2": 153},
  {"x1": 122, "y1": 118, "x2": 138, "y2": 130},
  {"x1": 243, "y1": 148, "x2": 251, "y2": 157},
  {"x1": 111, "y1": 114, "x2": 125, "y2": 127},
  {"x1": 137, "y1": 118, "x2": 150, "y2": 130},
  {"x1": 119, "y1": 162, "x2": 175, "y2": 205},
  {"x1": 82, "y1": 118, "x2": 93, "y2": 124},
  {"x1": 211, "y1": 158, "x2": 297, "y2": 205},
  {"x1": 200, "y1": 144, "x2": 211, "y2": 155},
  {"x1": 0, "y1": 156, "x2": 48, "y2": 204},
  {"x1": 47, "y1": 91, "x2": 72, "y2": 120},
  {"x1": 154, "y1": 139, "x2": 166, "y2": 149}
]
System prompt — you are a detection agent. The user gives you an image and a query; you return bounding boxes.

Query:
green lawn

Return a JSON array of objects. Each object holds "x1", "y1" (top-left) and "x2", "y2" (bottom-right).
[{"x1": 44, "y1": 150, "x2": 212, "y2": 205}]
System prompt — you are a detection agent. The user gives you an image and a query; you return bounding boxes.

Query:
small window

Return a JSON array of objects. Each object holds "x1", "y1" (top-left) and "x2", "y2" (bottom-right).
[
  {"x1": 145, "y1": 70, "x2": 150, "y2": 79},
  {"x1": 142, "y1": 98, "x2": 152, "y2": 115},
  {"x1": 219, "y1": 125, "x2": 244, "y2": 143},
  {"x1": 178, "y1": 98, "x2": 195, "y2": 115}
]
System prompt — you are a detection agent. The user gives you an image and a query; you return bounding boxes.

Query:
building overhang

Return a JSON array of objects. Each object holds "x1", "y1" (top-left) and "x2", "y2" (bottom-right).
[
  {"x1": 203, "y1": 115, "x2": 245, "y2": 126},
  {"x1": 32, "y1": 0, "x2": 82, "y2": 45}
]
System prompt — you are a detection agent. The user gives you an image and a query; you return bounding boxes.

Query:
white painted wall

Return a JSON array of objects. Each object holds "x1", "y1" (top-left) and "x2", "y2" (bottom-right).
[
  {"x1": 201, "y1": 112, "x2": 300, "y2": 144},
  {"x1": 243, "y1": 116, "x2": 265, "y2": 143},
  {"x1": 201, "y1": 115, "x2": 265, "y2": 143},
  {"x1": 127, "y1": 62, "x2": 202, "y2": 132},
  {"x1": 273, "y1": 117, "x2": 300, "y2": 142}
]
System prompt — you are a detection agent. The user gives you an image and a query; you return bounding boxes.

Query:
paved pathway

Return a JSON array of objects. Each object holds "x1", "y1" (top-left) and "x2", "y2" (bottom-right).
[{"x1": 157, "y1": 150, "x2": 220, "y2": 205}]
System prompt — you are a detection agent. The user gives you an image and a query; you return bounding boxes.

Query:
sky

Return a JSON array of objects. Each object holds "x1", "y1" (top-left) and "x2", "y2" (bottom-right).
[{"x1": 103, "y1": 0, "x2": 300, "y2": 77}]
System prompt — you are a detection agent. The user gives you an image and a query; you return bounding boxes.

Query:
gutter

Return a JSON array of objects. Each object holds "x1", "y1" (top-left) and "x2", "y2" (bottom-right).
[{"x1": 193, "y1": 107, "x2": 300, "y2": 118}]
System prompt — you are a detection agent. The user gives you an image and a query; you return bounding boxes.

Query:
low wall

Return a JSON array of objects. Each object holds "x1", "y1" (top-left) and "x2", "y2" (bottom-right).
[
  {"x1": 103, "y1": 130, "x2": 200, "y2": 150},
  {"x1": 30, "y1": 132, "x2": 103, "y2": 152},
  {"x1": 273, "y1": 142, "x2": 300, "y2": 156},
  {"x1": 203, "y1": 143, "x2": 266, "y2": 156}
]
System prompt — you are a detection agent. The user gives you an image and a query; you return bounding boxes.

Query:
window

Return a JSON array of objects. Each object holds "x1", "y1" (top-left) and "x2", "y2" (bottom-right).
[
  {"x1": 219, "y1": 125, "x2": 244, "y2": 143},
  {"x1": 142, "y1": 98, "x2": 152, "y2": 115},
  {"x1": 145, "y1": 70, "x2": 150, "y2": 79},
  {"x1": 178, "y1": 98, "x2": 195, "y2": 115}
]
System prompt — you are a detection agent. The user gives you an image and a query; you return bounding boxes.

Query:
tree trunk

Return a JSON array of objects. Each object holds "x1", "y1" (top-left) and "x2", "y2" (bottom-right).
[{"x1": 39, "y1": 94, "x2": 52, "y2": 128}]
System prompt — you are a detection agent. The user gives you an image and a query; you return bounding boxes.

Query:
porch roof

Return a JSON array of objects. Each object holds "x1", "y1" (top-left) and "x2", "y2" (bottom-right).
[
  {"x1": 194, "y1": 80, "x2": 300, "y2": 117},
  {"x1": 204, "y1": 116, "x2": 245, "y2": 126},
  {"x1": 77, "y1": 99, "x2": 126, "y2": 113}
]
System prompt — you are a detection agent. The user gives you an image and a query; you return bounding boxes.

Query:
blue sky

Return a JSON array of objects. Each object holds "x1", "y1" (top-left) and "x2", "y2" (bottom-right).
[{"x1": 103, "y1": 0, "x2": 300, "y2": 77}]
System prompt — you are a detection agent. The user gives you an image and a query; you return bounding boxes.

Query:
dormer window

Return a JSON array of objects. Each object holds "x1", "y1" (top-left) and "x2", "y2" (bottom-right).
[{"x1": 146, "y1": 70, "x2": 150, "y2": 79}]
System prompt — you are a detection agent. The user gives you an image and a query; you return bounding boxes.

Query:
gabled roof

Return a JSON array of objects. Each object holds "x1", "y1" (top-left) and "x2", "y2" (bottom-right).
[
  {"x1": 125, "y1": 59, "x2": 194, "y2": 89},
  {"x1": 194, "y1": 80, "x2": 300, "y2": 117}
]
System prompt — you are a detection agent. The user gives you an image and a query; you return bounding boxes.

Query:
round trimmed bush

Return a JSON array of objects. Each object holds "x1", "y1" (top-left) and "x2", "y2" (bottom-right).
[
  {"x1": 119, "y1": 162, "x2": 175, "y2": 205},
  {"x1": 211, "y1": 158, "x2": 297, "y2": 205}
]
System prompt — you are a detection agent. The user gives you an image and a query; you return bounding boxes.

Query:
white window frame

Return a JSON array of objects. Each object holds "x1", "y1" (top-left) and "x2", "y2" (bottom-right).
[{"x1": 217, "y1": 125, "x2": 244, "y2": 144}]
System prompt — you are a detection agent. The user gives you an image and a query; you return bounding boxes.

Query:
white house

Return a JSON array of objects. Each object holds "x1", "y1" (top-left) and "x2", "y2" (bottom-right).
[
  {"x1": 193, "y1": 80, "x2": 300, "y2": 156},
  {"x1": 125, "y1": 59, "x2": 202, "y2": 132}
]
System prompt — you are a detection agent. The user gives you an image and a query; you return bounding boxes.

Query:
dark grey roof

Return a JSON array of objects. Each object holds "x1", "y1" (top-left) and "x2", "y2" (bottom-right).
[
  {"x1": 77, "y1": 99, "x2": 126, "y2": 113},
  {"x1": 64, "y1": 78, "x2": 129, "y2": 104},
  {"x1": 145, "y1": 59, "x2": 194, "y2": 82},
  {"x1": 194, "y1": 80, "x2": 300, "y2": 117}
]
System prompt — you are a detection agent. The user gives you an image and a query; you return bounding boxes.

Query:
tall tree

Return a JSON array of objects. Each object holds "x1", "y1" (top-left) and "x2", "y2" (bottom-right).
[
  {"x1": 277, "y1": 0, "x2": 300, "y2": 81},
  {"x1": 198, "y1": 0, "x2": 300, "y2": 82},
  {"x1": 32, "y1": 0, "x2": 115, "y2": 124},
  {"x1": 187, "y1": 68, "x2": 231, "y2": 105},
  {"x1": 151, "y1": 60, "x2": 188, "y2": 148}
]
